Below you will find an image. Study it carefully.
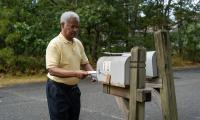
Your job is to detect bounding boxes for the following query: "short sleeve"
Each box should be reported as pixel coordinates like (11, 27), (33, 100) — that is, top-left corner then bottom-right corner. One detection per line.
(81, 48), (89, 65)
(45, 42), (60, 69)
(78, 41), (89, 65)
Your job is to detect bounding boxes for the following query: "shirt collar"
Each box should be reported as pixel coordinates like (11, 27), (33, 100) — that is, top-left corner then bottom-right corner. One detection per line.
(59, 33), (74, 44)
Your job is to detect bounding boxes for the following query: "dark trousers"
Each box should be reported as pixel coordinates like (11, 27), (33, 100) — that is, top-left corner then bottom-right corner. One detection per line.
(46, 79), (81, 120)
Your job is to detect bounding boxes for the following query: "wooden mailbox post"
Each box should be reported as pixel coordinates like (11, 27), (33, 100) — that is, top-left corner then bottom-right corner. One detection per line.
(154, 30), (178, 120)
(102, 30), (178, 120)
(129, 47), (150, 120)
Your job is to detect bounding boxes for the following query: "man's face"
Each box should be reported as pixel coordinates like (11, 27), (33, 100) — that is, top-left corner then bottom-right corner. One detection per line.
(61, 17), (79, 41)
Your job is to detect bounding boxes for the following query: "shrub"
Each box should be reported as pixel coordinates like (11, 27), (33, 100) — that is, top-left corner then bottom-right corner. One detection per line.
(0, 47), (15, 73)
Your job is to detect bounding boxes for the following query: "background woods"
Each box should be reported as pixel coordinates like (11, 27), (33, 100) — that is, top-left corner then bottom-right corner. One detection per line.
(0, 0), (199, 74)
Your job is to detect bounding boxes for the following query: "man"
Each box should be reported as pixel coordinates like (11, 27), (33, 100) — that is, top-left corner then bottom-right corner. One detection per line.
(45, 11), (95, 120)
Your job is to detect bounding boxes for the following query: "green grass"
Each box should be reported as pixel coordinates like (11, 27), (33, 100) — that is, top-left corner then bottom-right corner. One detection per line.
(0, 74), (47, 88)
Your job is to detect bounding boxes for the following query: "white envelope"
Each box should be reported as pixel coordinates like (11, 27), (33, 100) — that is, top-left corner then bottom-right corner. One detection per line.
(87, 71), (97, 74)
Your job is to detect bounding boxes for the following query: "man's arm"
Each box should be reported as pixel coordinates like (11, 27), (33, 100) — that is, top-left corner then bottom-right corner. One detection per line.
(48, 67), (88, 79)
(82, 63), (94, 71)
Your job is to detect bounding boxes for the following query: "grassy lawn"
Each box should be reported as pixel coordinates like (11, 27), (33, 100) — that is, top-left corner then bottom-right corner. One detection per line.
(0, 74), (47, 88)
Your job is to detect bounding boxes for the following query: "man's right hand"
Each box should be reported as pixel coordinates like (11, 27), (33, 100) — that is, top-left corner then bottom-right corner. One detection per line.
(75, 70), (88, 79)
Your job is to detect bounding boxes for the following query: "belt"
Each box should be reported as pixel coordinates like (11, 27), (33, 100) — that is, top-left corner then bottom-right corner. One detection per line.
(48, 78), (78, 90)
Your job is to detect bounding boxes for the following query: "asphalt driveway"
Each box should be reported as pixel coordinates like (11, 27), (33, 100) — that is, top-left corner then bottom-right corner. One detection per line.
(0, 68), (200, 120)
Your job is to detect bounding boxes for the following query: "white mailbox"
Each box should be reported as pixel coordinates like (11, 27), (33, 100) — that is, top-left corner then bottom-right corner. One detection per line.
(146, 51), (158, 77)
(96, 51), (158, 87)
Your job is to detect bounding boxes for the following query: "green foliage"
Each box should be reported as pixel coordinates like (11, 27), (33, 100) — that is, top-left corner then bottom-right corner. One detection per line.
(0, 19), (10, 37)
(0, 0), (199, 74)
(5, 32), (20, 47)
(171, 1), (200, 62)
(0, 48), (15, 72)
(14, 55), (45, 75)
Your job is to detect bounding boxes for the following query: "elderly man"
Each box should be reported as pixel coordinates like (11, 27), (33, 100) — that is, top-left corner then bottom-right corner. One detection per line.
(45, 11), (95, 120)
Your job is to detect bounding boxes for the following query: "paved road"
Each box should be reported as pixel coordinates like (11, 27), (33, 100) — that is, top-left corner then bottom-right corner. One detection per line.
(0, 68), (200, 120)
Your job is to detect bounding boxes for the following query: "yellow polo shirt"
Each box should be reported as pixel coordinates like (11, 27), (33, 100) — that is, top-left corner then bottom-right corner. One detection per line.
(46, 33), (89, 85)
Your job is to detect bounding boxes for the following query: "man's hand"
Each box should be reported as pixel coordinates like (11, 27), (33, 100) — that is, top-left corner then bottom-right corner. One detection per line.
(82, 63), (97, 82)
(87, 71), (97, 82)
(90, 77), (97, 82)
(75, 70), (88, 79)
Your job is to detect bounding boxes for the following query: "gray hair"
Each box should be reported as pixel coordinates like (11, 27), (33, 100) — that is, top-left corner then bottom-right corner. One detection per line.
(60, 11), (80, 24)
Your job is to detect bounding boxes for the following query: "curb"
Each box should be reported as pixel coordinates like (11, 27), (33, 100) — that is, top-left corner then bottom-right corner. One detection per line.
(173, 65), (200, 71)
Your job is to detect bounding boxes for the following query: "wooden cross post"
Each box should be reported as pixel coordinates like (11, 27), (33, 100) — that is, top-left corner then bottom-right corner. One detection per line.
(102, 46), (151, 120)
(154, 30), (178, 120)
(129, 47), (146, 120)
